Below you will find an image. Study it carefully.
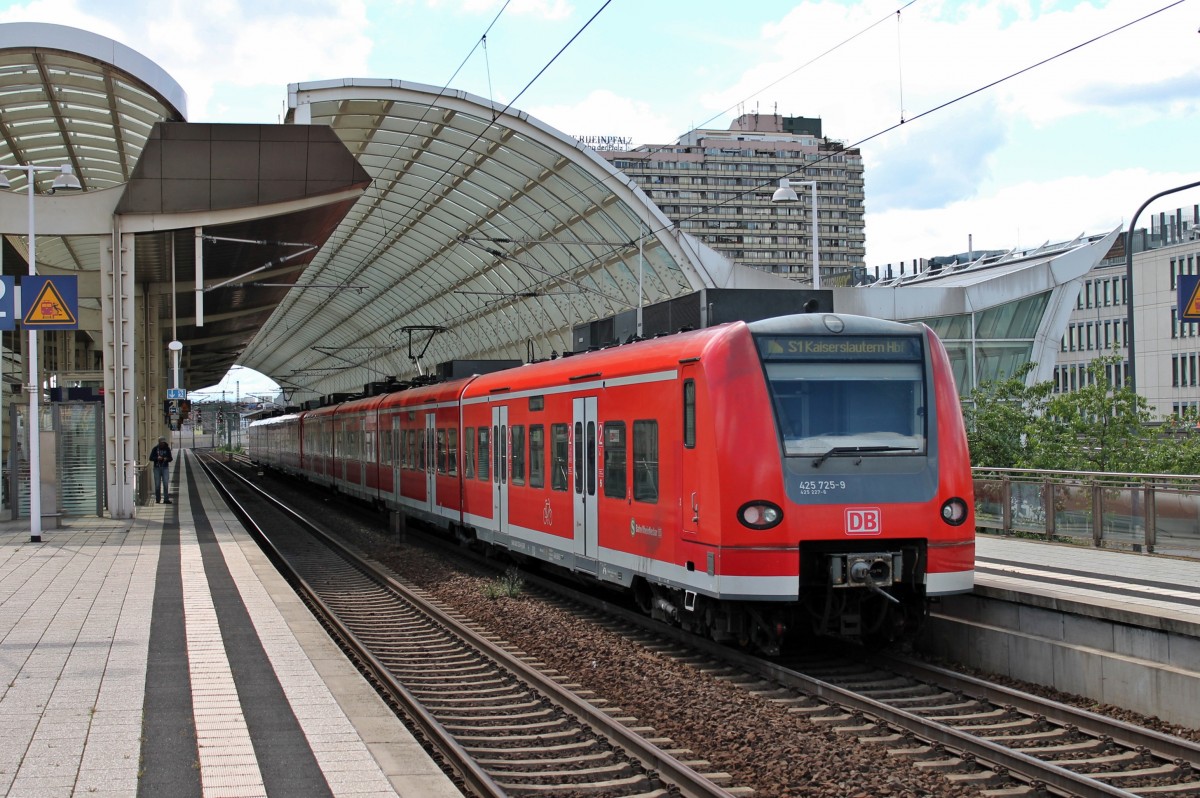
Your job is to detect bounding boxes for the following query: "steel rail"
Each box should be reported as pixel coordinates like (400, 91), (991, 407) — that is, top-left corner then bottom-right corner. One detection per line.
(204, 455), (737, 798)
(199, 456), (507, 798)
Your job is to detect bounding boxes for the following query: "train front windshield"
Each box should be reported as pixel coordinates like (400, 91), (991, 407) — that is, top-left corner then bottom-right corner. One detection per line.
(757, 334), (927, 458)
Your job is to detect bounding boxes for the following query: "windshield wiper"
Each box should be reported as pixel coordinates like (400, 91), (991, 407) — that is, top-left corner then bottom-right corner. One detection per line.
(811, 445), (918, 468)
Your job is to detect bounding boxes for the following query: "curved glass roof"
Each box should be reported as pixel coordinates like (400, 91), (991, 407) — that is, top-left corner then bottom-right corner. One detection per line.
(241, 80), (717, 397)
(0, 22), (186, 193)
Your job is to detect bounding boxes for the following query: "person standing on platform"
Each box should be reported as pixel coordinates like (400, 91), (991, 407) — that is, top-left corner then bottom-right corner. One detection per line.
(150, 436), (173, 504)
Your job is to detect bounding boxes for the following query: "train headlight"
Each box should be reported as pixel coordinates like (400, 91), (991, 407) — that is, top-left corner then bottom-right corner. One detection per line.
(940, 497), (969, 526)
(738, 501), (783, 530)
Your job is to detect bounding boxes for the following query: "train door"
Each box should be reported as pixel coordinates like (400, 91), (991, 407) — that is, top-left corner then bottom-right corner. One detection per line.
(423, 412), (436, 512)
(681, 370), (700, 536)
(572, 396), (599, 557)
(491, 405), (509, 533)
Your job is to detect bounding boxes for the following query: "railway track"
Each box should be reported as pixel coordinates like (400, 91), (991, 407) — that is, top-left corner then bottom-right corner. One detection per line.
(200, 454), (743, 798)
(484, 565), (1200, 797)
(221, 457), (1200, 797)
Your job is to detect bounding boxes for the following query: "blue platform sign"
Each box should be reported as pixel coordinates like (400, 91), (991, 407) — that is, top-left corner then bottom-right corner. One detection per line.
(21, 275), (78, 330)
(0, 276), (15, 331)
(167, 389), (187, 400)
(1179, 275), (1200, 324)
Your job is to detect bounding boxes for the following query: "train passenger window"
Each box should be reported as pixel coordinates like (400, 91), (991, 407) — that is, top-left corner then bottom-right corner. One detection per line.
(604, 422), (626, 499)
(633, 420), (658, 503)
(464, 428), (475, 478)
(419, 429), (426, 471)
(574, 422), (583, 493)
(448, 428), (458, 476)
(529, 395), (544, 411)
(511, 426), (526, 485)
(683, 380), (696, 448)
(529, 425), (545, 488)
(477, 427), (490, 481)
(551, 424), (568, 491)
(437, 429), (447, 474)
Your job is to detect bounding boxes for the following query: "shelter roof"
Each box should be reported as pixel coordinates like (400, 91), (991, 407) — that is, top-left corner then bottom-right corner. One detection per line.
(240, 79), (781, 398)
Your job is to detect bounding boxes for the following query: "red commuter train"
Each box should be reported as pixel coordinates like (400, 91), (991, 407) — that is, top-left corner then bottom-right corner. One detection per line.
(249, 313), (975, 653)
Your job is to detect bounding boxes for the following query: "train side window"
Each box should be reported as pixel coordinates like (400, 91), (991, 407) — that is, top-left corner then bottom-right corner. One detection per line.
(633, 420), (658, 503)
(529, 424), (545, 488)
(437, 429), (447, 474)
(574, 422), (584, 493)
(464, 427), (475, 478)
(603, 421), (626, 499)
(448, 428), (458, 476)
(551, 424), (568, 491)
(683, 379), (696, 448)
(477, 427), (490, 481)
(511, 425), (526, 485)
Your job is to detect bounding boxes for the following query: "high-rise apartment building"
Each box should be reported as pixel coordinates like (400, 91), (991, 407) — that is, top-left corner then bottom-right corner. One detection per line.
(595, 113), (865, 285)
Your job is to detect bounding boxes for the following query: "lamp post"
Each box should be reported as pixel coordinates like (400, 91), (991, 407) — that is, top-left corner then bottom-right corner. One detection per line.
(1123, 179), (1200, 395)
(770, 178), (820, 289)
(0, 164), (83, 542)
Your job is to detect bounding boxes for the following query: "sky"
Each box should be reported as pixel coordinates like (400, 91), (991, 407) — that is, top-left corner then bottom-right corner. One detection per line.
(3, 0), (1198, 396)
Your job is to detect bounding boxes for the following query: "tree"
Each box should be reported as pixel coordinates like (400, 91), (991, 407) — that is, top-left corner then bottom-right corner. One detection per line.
(1025, 353), (1152, 472)
(962, 362), (1051, 469)
(1143, 410), (1200, 476)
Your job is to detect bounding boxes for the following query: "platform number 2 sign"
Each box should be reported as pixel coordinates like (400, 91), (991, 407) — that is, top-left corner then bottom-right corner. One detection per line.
(0, 277), (14, 331)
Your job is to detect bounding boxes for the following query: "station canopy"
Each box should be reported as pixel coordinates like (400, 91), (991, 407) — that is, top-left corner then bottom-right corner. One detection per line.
(0, 24), (803, 398)
(242, 80), (774, 400)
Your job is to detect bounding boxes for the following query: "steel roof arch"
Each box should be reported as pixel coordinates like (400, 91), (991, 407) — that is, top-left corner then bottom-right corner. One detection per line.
(240, 78), (758, 396)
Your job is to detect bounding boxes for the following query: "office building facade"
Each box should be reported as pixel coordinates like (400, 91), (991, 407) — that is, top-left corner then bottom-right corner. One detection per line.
(1055, 206), (1200, 418)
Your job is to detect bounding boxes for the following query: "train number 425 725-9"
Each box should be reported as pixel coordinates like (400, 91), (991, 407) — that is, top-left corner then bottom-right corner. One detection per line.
(795, 480), (847, 494)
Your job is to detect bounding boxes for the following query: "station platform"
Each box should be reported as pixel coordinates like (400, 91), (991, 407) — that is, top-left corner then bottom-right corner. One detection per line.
(927, 534), (1200, 729)
(0, 449), (462, 798)
(974, 534), (1200, 633)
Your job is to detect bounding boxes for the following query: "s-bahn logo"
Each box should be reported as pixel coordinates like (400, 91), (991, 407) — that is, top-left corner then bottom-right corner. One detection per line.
(845, 508), (882, 535)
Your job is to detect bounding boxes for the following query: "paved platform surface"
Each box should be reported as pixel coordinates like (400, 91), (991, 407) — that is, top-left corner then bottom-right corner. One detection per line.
(0, 449), (463, 798)
(975, 533), (1200, 633)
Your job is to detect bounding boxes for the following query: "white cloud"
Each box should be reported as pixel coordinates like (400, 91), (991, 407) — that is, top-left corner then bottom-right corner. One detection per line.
(429, 0), (573, 20)
(0, 0), (373, 121)
(866, 169), (1200, 268)
(529, 89), (680, 147)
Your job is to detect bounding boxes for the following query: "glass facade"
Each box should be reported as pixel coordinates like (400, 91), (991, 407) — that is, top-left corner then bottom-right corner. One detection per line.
(912, 292), (1050, 395)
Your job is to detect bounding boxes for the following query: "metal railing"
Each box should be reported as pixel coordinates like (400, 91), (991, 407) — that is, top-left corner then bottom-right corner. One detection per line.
(973, 467), (1200, 557)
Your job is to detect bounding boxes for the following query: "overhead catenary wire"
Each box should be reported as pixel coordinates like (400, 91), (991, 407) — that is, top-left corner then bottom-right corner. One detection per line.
(263, 1), (616, 386)
(502, 0), (1191, 285)
(276, 0), (1186, 392)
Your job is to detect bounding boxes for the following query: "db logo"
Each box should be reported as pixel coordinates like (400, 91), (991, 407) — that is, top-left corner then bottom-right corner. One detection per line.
(845, 508), (882, 535)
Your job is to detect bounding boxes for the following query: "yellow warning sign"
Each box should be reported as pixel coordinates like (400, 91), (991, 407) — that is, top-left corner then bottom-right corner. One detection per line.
(23, 280), (77, 326)
(1187, 281), (1200, 318)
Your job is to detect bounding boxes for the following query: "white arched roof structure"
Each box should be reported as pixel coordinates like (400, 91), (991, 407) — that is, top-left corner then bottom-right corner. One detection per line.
(242, 79), (787, 397)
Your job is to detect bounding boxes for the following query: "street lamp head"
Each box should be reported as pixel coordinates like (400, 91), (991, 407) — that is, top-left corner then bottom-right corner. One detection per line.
(50, 164), (82, 192)
(771, 178), (799, 203)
